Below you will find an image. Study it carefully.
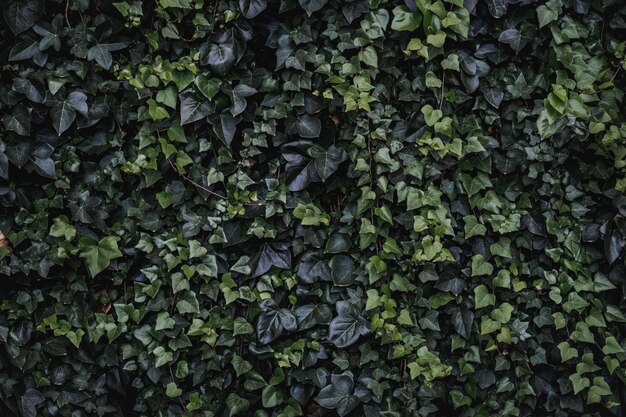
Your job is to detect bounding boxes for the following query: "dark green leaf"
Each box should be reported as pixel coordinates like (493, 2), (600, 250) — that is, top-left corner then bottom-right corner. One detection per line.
(50, 92), (88, 135)
(179, 90), (214, 125)
(239, 0), (267, 18)
(328, 302), (369, 348)
(250, 243), (292, 277)
(288, 114), (321, 138)
(298, 0), (329, 16)
(308, 144), (348, 181)
(486, 0), (507, 18)
(296, 251), (331, 284)
(2, 105), (31, 136)
(19, 388), (45, 417)
(225, 393), (249, 417)
(202, 43), (236, 77)
(87, 43), (126, 70)
(329, 254), (355, 286)
(314, 374), (359, 417)
(4, 0), (41, 35)
(257, 301), (297, 345)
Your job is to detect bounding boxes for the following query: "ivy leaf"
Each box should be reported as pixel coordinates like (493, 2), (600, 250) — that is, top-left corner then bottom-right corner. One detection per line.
(569, 373), (589, 395)
(330, 254), (355, 286)
(87, 43), (126, 70)
(314, 374), (359, 417)
(602, 336), (624, 355)
(486, 0), (507, 18)
(19, 388), (45, 417)
(295, 304), (332, 330)
(166, 382), (183, 398)
(605, 231), (624, 264)
(9, 39), (43, 63)
(13, 78), (45, 103)
(32, 15), (62, 51)
(5, 140), (33, 168)
(212, 112), (237, 147)
(308, 144), (348, 181)
(194, 75), (222, 100)
(328, 302), (370, 348)
(464, 215), (487, 238)
(283, 141), (321, 191)
(233, 317), (253, 336)
(325, 233), (352, 254)
(296, 251), (331, 284)
(342, 0), (369, 24)
(32, 154), (56, 179)
(239, 0), (267, 18)
(225, 393), (249, 417)
(558, 342), (578, 362)
(156, 85), (178, 109)
(452, 308), (474, 339)
(298, 0), (329, 16)
(50, 91), (88, 135)
(78, 236), (123, 278)
(474, 285), (495, 309)
(499, 28), (523, 52)
(2, 105), (31, 136)
(176, 290), (200, 314)
(202, 43), (236, 77)
(391, 6), (421, 31)
(160, 0), (192, 8)
(256, 301), (297, 345)
(262, 385), (285, 408)
(422, 104), (442, 126)
(482, 86), (503, 109)
(0, 153), (7, 180)
(250, 243), (292, 277)
(229, 84), (256, 116)
(587, 377), (613, 404)
(179, 90), (214, 125)
(537, 4), (558, 28)
(4, 0), (41, 35)
(288, 114), (321, 138)
(490, 238), (512, 258)
(435, 278), (467, 296)
(231, 355), (253, 376)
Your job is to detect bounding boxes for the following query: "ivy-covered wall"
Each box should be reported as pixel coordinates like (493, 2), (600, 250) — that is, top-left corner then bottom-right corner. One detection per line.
(1, 0), (626, 416)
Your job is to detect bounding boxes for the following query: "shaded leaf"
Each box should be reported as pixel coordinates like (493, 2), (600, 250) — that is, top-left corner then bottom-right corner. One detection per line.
(330, 254), (355, 286)
(179, 90), (214, 125)
(250, 243), (292, 277)
(308, 144), (348, 181)
(257, 301), (297, 344)
(4, 0), (41, 35)
(239, 0), (267, 18)
(298, 0), (329, 16)
(328, 302), (369, 348)
(19, 388), (45, 417)
(315, 374), (359, 417)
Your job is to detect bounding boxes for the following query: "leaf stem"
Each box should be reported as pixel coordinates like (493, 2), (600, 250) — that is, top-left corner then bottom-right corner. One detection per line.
(167, 157), (228, 200)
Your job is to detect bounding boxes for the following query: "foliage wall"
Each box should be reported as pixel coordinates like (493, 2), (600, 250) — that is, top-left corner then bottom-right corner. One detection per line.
(1, 0), (626, 416)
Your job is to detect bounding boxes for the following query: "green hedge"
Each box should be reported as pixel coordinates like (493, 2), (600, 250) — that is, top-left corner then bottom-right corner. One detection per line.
(1, 0), (626, 416)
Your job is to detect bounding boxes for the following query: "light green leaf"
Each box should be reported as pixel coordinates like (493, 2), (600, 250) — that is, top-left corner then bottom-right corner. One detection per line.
(471, 255), (494, 277)
(474, 285), (495, 309)
(79, 236), (123, 277)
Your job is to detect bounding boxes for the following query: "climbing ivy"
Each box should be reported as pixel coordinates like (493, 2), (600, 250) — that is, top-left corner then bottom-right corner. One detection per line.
(1, 0), (626, 417)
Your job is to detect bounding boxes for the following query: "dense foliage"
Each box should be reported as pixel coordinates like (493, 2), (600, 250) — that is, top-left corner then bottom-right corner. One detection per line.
(1, 0), (626, 416)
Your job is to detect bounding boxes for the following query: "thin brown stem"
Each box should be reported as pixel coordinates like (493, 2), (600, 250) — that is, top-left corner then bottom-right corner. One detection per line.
(167, 158), (227, 199)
